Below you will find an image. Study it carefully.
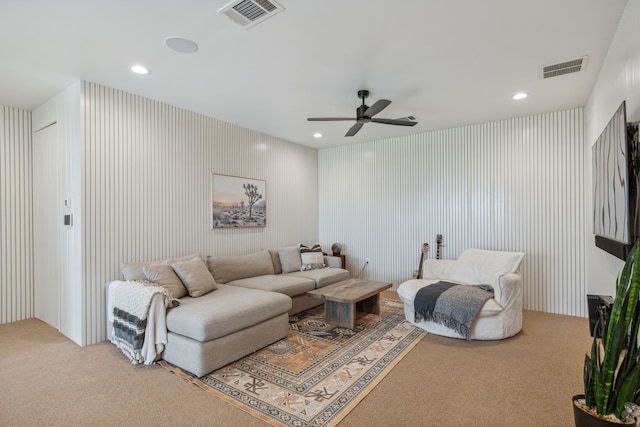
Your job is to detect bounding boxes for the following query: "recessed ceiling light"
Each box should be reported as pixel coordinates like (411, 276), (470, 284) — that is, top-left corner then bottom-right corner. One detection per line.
(313, 132), (323, 138)
(165, 37), (199, 53)
(512, 92), (528, 100)
(130, 64), (150, 75)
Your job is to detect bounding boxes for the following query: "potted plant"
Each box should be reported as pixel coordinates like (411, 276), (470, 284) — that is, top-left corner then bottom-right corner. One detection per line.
(573, 243), (640, 425)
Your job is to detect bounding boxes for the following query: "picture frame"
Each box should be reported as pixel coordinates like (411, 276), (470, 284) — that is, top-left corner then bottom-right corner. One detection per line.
(212, 173), (266, 228)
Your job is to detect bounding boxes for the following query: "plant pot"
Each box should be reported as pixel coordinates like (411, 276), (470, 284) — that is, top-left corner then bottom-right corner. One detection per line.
(573, 395), (630, 426)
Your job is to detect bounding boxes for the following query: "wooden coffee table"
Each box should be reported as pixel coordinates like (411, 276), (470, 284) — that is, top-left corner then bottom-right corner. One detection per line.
(307, 278), (392, 329)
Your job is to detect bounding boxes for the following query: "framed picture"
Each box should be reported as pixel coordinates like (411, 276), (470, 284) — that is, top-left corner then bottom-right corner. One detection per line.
(212, 174), (266, 228)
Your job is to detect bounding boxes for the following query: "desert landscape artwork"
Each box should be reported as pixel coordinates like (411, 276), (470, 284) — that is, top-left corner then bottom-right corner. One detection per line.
(212, 174), (266, 228)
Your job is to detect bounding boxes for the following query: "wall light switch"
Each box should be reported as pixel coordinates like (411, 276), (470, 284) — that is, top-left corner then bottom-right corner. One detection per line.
(63, 214), (72, 226)
(64, 199), (72, 209)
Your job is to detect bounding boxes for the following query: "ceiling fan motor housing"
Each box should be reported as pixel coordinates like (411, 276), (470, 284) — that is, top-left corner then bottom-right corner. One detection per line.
(357, 105), (371, 122)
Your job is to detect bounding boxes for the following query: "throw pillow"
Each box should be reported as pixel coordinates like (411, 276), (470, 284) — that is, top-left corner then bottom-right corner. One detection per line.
(121, 262), (150, 281)
(121, 253), (200, 281)
(299, 243), (326, 271)
(278, 246), (302, 273)
(172, 257), (218, 297)
(143, 263), (188, 299)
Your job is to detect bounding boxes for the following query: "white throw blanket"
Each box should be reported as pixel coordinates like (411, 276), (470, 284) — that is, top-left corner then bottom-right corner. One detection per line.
(108, 280), (176, 365)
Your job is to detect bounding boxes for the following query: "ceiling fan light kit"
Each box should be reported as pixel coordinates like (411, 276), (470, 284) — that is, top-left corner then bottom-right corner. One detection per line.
(307, 90), (418, 137)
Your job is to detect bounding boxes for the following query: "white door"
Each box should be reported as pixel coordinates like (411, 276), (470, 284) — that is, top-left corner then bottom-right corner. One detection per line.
(33, 123), (61, 329)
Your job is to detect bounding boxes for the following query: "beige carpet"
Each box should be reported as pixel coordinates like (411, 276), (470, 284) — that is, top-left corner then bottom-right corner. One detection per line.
(0, 292), (591, 426)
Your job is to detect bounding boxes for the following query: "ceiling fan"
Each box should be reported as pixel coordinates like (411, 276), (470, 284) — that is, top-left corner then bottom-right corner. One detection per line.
(307, 90), (418, 137)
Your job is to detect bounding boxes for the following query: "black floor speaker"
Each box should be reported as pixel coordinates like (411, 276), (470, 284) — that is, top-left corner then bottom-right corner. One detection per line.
(587, 294), (613, 337)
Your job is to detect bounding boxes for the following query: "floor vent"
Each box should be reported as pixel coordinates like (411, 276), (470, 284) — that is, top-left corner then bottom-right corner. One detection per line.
(540, 56), (588, 79)
(218, 0), (284, 29)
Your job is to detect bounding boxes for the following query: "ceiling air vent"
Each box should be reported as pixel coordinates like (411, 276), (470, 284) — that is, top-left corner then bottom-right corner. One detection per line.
(540, 56), (588, 79)
(218, 0), (284, 29)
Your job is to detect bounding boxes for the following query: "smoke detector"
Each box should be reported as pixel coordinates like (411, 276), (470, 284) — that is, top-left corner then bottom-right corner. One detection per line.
(540, 56), (588, 79)
(218, 0), (284, 29)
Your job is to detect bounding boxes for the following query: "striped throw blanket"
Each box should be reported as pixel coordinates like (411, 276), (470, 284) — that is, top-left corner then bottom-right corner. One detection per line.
(110, 280), (176, 364)
(414, 281), (494, 340)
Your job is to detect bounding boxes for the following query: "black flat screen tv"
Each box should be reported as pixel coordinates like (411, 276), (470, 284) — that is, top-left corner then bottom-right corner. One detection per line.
(592, 101), (636, 260)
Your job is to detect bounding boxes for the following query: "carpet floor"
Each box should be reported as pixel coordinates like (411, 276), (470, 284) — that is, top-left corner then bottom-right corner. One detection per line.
(0, 291), (591, 426)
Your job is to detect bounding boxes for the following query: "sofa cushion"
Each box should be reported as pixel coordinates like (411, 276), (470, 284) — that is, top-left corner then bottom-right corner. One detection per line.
(207, 250), (275, 284)
(172, 257), (218, 297)
(286, 268), (350, 288)
(166, 285), (291, 342)
(227, 274), (315, 297)
(278, 246), (302, 273)
(299, 243), (326, 271)
(121, 253), (200, 281)
(143, 262), (188, 299)
(268, 248), (283, 275)
(450, 249), (524, 285)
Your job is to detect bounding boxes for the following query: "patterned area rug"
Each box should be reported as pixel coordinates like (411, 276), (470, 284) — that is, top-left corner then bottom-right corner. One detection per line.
(160, 299), (425, 427)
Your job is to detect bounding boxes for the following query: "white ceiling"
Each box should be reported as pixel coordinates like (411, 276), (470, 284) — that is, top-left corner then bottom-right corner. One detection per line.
(0, 0), (629, 148)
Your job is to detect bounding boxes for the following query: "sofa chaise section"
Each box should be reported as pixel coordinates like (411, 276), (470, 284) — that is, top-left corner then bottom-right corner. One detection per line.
(162, 284), (291, 377)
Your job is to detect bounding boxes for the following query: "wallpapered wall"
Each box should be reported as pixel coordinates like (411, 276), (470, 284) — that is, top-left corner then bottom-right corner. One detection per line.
(319, 108), (587, 316)
(0, 87), (593, 339)
(0, 106), (32, 325)
(585, 0), (640, 297)
(78, 82), (319, 343)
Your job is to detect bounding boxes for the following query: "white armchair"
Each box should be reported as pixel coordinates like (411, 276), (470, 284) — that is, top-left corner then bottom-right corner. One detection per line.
(397, 248), (524, 340)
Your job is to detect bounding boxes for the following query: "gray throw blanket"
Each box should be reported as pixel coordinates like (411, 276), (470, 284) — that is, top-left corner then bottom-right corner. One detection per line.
(414, 281), (494, 340)
(113, 307), (147, 356)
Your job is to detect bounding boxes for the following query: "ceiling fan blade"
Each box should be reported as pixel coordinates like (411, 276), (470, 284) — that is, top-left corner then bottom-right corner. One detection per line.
(345, 122), (364, 137)
(371, 118), (418, 126)
(307, 117), (355, 121)
(364, 99), (391, 117)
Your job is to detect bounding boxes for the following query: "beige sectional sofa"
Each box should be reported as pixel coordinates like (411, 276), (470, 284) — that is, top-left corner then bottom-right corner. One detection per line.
(108, 246), (349, 377)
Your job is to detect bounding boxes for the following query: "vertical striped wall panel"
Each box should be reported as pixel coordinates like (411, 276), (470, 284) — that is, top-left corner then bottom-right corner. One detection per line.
(584, 0), (640, 298)
(0, 106), (32, 324)
(319, 109), (586, 317)
(80, 82), (319, 344)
